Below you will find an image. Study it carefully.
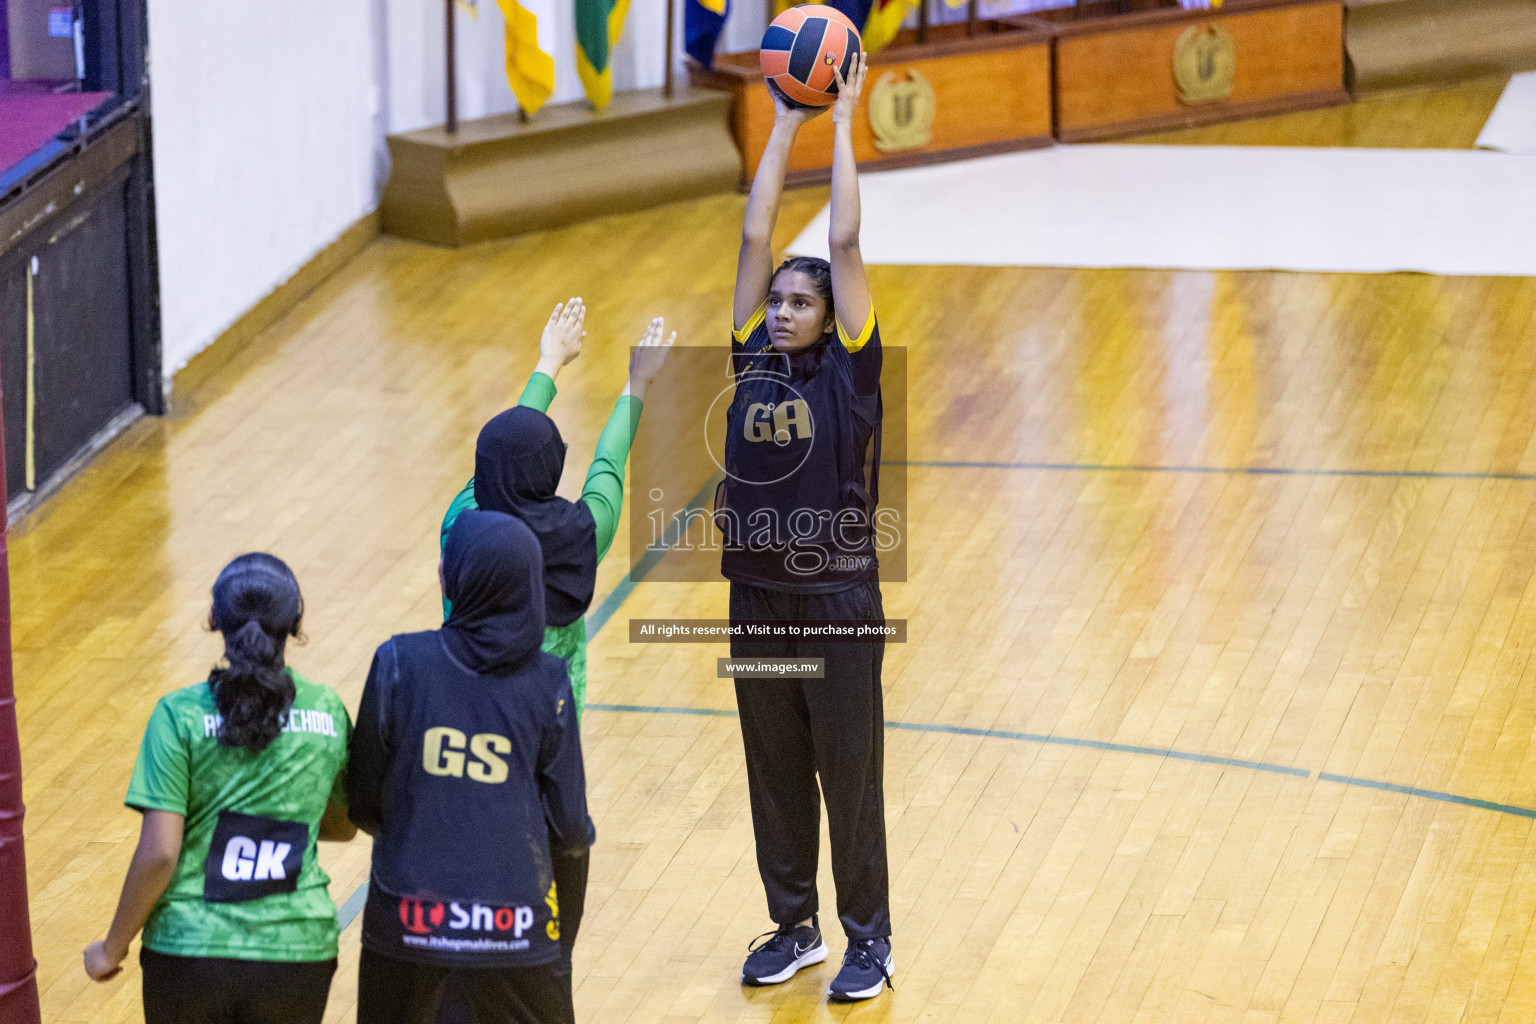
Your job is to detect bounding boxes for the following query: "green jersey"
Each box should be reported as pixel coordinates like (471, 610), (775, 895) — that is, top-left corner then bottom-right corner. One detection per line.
(125, 673), (351, 962)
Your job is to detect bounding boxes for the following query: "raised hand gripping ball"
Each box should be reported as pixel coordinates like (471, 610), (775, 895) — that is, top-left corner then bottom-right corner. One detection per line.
(760, 5), (862, 108)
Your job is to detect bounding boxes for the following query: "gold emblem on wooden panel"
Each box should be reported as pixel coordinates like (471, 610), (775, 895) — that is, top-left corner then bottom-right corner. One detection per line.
(1173, 24), (1236, 105)
(869, 69), (936, 153)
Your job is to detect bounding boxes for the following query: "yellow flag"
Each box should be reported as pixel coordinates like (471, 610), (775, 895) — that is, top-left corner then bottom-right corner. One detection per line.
(496, 0), (557, 114)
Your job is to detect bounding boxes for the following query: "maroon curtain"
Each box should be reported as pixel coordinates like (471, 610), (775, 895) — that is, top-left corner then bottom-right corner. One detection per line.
(0, 388), (40, 1022)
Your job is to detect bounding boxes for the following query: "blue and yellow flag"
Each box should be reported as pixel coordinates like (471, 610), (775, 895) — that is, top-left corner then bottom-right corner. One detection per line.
(822, 0), (915, 53)
(576, 0), (633, 108)
(685, 0), (731, 69)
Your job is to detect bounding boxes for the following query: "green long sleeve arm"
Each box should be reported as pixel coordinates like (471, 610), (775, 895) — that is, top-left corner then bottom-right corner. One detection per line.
(583, 395), (642, 564)
(517, 371), (557, 413)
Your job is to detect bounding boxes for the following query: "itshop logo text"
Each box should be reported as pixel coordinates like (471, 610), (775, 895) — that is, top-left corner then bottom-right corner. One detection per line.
(399, 898), (536, 937)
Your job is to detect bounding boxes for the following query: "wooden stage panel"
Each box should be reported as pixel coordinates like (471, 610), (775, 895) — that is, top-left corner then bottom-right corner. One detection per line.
(704, 25), (1053, 185)
(13, 82), (1536, 1024)
(1047, 0), (1347, 141)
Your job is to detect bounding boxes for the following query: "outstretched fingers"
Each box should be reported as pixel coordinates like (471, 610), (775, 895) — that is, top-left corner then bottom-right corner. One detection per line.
(639, 316), (665, 347)
(831, 51), (868, 120)
(540, 297), (587, 370)
(836, 52), (867, 90)
(628, 317), (675, 391)
(562, 298), (586, 333)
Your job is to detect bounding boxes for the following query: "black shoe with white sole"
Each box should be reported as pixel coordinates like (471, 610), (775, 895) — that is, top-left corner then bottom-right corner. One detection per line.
(741, 916), (828, 986)
(827, 937), (894, 1002)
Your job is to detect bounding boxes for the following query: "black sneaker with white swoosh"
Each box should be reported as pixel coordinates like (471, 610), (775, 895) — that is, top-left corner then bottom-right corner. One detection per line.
(741, 915), (828, 986)
(828, 937), (894, 1001)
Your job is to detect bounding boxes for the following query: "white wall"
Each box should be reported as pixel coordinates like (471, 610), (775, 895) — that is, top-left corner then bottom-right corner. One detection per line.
(149, 0), (380, 378)
(149, 0), (761, 381)
(144, 0), (807, 380)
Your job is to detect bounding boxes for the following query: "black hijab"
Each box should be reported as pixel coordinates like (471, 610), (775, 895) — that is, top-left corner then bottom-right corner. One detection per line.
(474, 408), (598, 629)
(441, 510), (547, 674)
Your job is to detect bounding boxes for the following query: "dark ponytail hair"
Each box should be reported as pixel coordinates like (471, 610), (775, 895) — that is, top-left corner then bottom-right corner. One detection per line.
(206, 553), (304, 752)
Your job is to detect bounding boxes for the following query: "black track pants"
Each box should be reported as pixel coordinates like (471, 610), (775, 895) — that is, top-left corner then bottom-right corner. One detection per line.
(139, 948), (335, 1024)
(358, 948), (574, 1024)
(730, 580), (891, 941)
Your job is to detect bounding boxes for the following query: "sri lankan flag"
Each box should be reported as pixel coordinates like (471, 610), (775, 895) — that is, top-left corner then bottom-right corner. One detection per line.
(685, 0), (731, 69)
(495, 0), (557, 114)
(820, 0), (915, 53)
(576, 0), (633, 108)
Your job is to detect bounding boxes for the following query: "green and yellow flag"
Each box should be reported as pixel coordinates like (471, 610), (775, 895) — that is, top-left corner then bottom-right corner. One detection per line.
(575, 0), (633, 108)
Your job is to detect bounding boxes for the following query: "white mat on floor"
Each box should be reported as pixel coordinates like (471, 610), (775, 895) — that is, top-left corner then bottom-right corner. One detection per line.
(786, 145), (1536, 276)
(1477, 71), (1536, 154)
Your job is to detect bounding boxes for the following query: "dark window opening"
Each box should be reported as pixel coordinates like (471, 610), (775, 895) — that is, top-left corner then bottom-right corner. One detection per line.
(1, 0), (144, 199)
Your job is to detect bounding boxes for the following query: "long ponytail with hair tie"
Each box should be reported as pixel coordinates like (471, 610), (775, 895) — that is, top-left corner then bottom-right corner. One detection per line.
(207, 554), (304, 752)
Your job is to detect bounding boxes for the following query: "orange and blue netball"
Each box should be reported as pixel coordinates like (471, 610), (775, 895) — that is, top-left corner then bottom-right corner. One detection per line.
(760, 5), (862, 108)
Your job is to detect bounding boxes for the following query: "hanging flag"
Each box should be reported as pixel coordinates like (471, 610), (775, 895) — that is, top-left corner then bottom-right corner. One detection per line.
(575, 0), (633, 108)
(685, 0), (731, 69)
(821, 0), (915, 54)
(859, 0), (917, 51)
(496, 0), (558, 114)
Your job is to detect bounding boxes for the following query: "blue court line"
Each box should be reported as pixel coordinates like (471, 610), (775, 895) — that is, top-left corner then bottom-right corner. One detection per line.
(336, 459), (1534, 933)
(585, 707), (1536, 822)
(335, 706), (1536, 931)
(584, 471), (1536, 820)
(336, 878), (369, 929)
(884, 720), (1310, 776)
(580, 703), (1536, 819)
(896, 460), (1536, 482)
(584, 579), (638, 642)
(585, 473), (722, 641)
(588, 702), (738, 718)
(335, 678), (1536, 933)
(1316, 773), (1536, 819)
(586, 705), (1305, 777)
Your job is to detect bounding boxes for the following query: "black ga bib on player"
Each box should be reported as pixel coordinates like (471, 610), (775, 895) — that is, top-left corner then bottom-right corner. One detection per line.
(716, 320), (882, 589)
(203, 810), (308, 903)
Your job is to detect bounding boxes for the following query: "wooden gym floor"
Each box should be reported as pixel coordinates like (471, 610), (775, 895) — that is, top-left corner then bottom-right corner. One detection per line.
(18, 76), (1536, 1023)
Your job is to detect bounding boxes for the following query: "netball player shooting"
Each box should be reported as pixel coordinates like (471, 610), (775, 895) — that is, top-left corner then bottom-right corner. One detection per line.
(722, 52), (894, 1002)
(83, 555), (354, 1024)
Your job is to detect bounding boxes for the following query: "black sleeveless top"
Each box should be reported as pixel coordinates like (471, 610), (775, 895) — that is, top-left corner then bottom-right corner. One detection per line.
(349, 631), (592, 967)
(716, 305), (883, 593)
